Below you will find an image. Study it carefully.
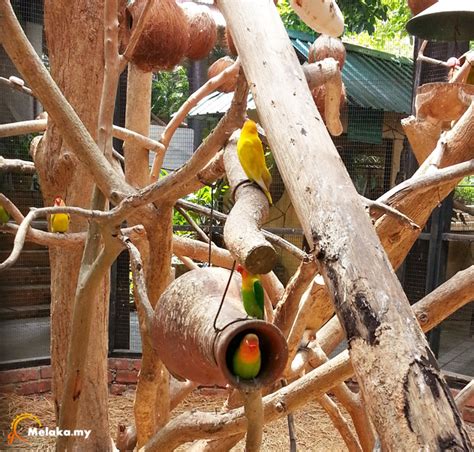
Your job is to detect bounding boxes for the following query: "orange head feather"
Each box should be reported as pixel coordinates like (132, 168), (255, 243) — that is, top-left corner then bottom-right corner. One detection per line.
(53, 196), (65, 207)
(240, 333), (260, 357)
(236, 264), (248, 277)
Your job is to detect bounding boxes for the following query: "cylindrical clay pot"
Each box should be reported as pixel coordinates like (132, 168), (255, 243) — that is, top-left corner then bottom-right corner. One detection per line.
(151, 267), (288, 391)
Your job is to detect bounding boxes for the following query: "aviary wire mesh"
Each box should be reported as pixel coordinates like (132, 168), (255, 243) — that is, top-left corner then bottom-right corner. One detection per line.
(0, 0), (49, 365)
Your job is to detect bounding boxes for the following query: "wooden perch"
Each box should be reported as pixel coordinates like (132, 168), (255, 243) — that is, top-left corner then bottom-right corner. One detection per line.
(273, 257), (318, 337)
(0, 116), (164, 155)
(242, 390), (264, 452)
(176, 198), (306, 260)
(0, 118), (47, 138)
(0, 156), (36, 173)
(223, 131), (277, 274)
(0, 75), (33, 95)
(218, 1), (471, 448)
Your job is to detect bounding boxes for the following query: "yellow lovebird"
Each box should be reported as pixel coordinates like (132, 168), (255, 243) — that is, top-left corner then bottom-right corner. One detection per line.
(50, 196), (70, 233)
(237, 119), (273, 205)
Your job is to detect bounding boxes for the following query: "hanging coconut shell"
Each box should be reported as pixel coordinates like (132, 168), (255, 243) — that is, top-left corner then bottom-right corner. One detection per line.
(308, 34), (346, 70)
(312, 83), (346, 123)
(180, 2), (217, 60)
(407, 0), (438, 16)
(207, 56), (238, 93)
(126, 0), (190, 72)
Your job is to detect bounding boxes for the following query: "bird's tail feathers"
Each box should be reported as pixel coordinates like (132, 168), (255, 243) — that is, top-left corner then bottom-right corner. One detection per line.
(254, 178), (273, 205)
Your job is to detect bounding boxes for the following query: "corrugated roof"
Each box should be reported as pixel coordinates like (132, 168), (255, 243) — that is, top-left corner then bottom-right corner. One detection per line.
(189, 30), (413, 117)
(288, 30), (413, 114)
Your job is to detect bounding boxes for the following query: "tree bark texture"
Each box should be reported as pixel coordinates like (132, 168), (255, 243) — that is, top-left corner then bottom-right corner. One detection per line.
(41, 2), (110, 449)
(217, 1), (471, 449)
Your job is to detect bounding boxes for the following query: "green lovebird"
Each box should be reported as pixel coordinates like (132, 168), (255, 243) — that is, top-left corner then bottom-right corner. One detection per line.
(0, 206), (10, 224)
(237, 264), (264, 320)
(232, 333), (262, 380)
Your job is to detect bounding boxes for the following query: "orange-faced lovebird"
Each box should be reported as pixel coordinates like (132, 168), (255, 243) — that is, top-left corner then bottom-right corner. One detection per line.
(237, 119), (273, 205)
(50, 196), (70, 233)
(237, 264), (264, 320)
(232, 333), (262, 379)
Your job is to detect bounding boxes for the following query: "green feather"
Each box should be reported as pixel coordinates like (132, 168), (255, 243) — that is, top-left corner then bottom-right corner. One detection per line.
(0, 206), (10, 224)
(253, 279), (264, 314)
(242, 284), (264, 320)
(232, 350), (261, 379)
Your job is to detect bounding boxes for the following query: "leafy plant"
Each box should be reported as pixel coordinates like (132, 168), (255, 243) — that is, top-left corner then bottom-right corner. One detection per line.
(278, 0), (413, 57)
(454, 177), (474, 205)
(278, 0), (390, 35)
(151, 66), (189, 123)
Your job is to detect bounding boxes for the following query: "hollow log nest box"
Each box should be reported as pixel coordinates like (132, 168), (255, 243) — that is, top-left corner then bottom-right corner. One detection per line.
(151, 267), (288, 391)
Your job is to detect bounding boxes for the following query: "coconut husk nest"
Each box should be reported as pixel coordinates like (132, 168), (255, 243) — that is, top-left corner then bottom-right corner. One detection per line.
(125, 0), (190, 72)
(180, 2), (217, 60)
(312, 83), (346, 123)
(207, 56), (238, 93)
(408, 0), (438, 16)
(309, 35), (346, 70)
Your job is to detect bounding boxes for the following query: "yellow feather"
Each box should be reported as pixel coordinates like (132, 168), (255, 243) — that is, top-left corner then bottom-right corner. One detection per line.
(237, 120), (273, 204)
(50, 213), (70, 233)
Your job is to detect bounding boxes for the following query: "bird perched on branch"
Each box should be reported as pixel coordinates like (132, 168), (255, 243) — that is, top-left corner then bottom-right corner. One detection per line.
(237, 119), (273, 205)
(232, 333), (262, 380)
(50, 196), (70, 233)
(237, 264), (264, 320)
(0, 206), (10, 224)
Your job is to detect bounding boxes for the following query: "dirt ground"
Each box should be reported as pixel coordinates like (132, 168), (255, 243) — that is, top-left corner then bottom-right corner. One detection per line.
(1, 389), (473, 450)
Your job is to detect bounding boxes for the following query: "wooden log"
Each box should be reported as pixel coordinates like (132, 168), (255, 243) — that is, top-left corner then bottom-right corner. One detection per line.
(0, 118), (47, 138)
(223, 131), (277, 274)
(217, 1), (471, 449)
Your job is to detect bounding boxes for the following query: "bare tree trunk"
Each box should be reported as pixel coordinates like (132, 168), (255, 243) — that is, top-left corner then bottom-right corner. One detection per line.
(217, 1), (471, 449)
(41, 1), (110, 449)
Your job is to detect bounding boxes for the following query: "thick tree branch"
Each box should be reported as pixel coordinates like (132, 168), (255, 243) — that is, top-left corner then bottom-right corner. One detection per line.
(273, 258), (318, 338)
(223, 130), (276, 274)
(0, 156), (36, 173)
(57, 227), (125, 449)
(123, 237), (155, 335)
(242, 390), (264, 452)
(0, 118), (47, 138)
